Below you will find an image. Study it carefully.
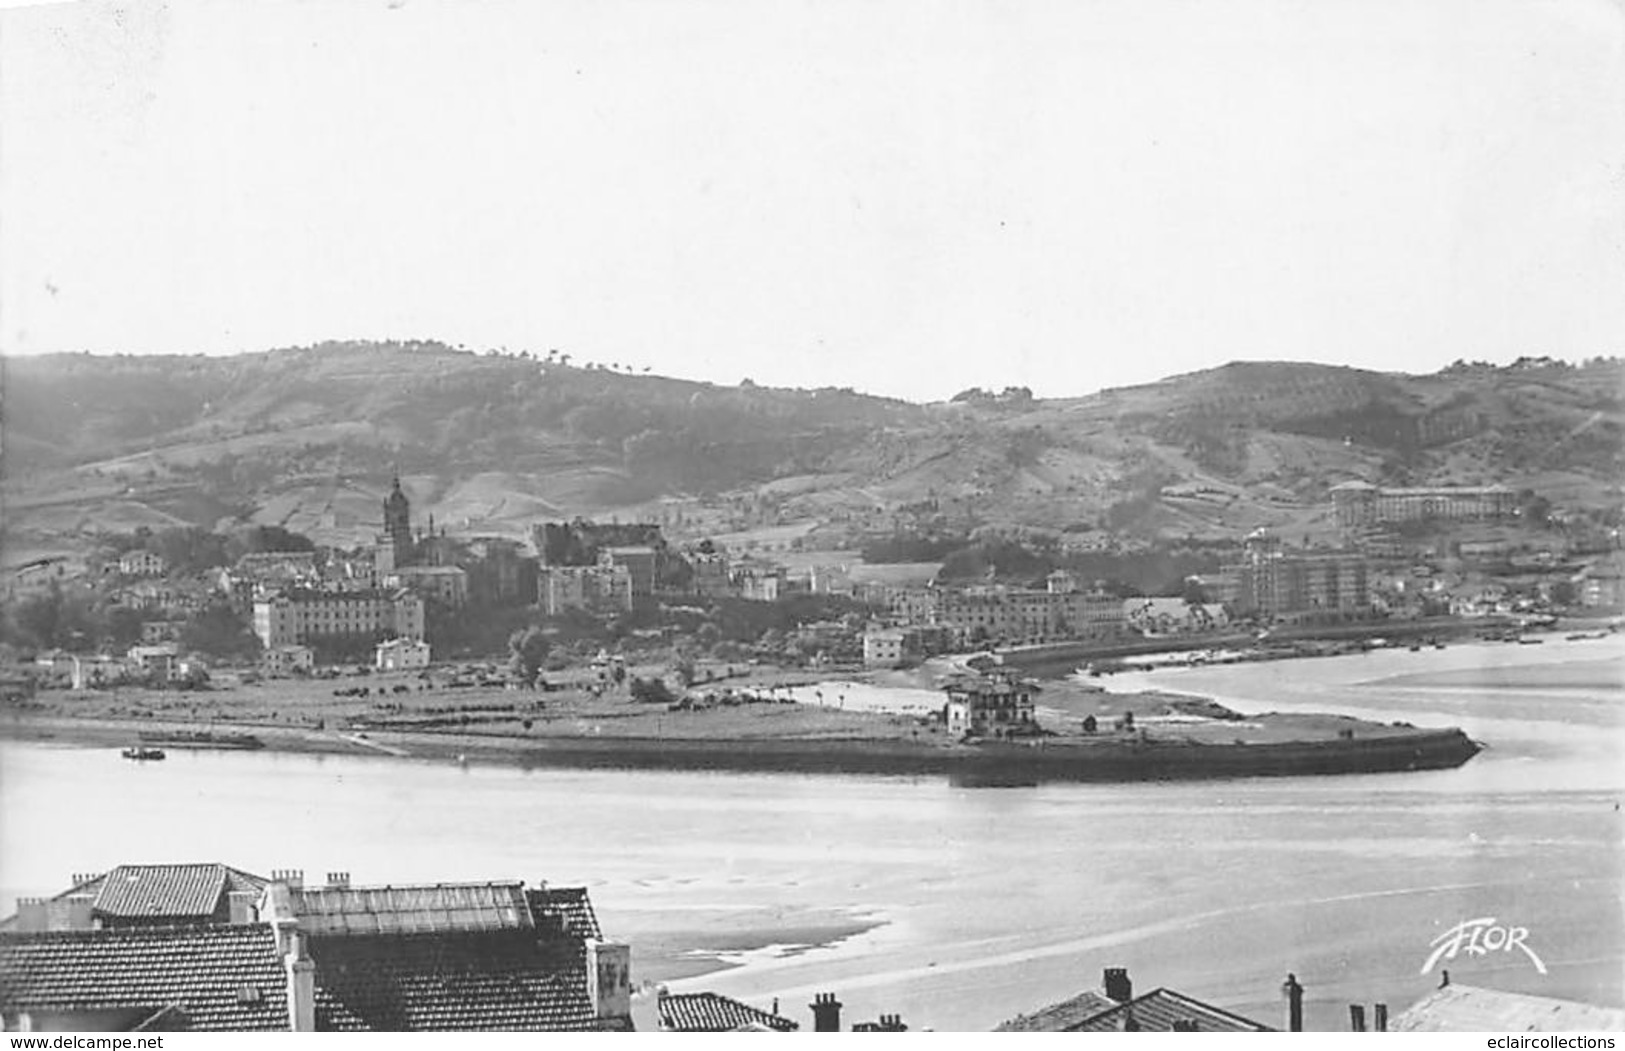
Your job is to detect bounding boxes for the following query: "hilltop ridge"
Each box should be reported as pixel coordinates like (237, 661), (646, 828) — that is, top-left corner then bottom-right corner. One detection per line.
(2, 345), (1620, 558)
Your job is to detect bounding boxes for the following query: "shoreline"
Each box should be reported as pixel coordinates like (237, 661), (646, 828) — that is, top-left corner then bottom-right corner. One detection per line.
(0, 708), (1481, 783)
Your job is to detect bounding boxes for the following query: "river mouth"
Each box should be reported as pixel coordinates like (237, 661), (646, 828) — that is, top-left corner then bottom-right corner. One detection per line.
(3, 637), (1620, 1031)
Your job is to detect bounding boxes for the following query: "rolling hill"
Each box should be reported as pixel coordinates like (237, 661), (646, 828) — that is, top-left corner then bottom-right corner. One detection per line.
(2, 343), (1620, 563)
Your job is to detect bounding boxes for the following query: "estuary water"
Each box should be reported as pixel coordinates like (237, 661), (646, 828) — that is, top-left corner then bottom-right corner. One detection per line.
(1, 637), (1620, 1031)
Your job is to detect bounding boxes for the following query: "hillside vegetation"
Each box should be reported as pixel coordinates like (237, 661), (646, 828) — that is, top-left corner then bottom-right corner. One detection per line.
(2, 344), (1620, 560)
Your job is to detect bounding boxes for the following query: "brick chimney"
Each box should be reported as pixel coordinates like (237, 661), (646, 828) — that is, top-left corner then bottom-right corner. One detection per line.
(810, 992), (843, 1032)
(1103, 967), (1133, 1004)
(585, 940), (631, 1022)
(1283, 974), (1304, 1033)
(283, 930), (316, 1032)
(270, 868), (304, 891)
(325, 872), (351, 890)
(227, 889), (259, 925)
(259, 881), (299, 955)
(15, 898), (46, 933)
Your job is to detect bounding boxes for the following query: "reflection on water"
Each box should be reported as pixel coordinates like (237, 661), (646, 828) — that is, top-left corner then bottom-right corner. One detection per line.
(1, 638), (1620, 1032)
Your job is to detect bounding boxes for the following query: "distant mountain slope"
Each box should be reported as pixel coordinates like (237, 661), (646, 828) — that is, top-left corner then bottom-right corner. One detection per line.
(2, 344), (1619, 553)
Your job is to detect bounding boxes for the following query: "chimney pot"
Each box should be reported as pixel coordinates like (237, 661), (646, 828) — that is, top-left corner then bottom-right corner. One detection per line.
(809, 993), (843, 1032)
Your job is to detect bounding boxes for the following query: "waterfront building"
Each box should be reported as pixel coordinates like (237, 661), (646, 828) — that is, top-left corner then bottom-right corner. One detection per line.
(996, 968), (1276, 1033)
(1224, 529), (1372, 623)
(251, 588), (425, 650)
(1330, 481), (1516, 528)
(943, 672), (1038, 737)
(0, 867), (633, 1032)
(1122, 597), (1229, 636)
(125, 643), (179, 682)
(374, 637), (431, 671)
(931, 585), (1127, 646)
(262, 644), (315, 677)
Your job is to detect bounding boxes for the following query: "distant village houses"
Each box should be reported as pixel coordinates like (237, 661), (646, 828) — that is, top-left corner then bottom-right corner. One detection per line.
(115, 550), (167, 578)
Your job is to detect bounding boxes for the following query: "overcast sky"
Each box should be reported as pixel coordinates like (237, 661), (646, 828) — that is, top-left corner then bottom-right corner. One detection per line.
(2, 0), (1622, 400)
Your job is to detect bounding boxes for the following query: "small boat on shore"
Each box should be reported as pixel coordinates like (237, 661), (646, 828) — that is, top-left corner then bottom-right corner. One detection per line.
(121, 746), (166, 761)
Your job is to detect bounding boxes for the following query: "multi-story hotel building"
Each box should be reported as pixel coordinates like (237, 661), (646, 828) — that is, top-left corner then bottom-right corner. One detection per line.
(1330, 481), (1516, 529)
(252, 588), (426, 650)
(1226, 530), (1371, 622)
(931, 585), (1127, 645)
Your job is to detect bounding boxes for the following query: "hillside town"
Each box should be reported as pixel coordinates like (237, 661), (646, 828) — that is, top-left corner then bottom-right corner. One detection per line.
(2, 472), (1618, 696)
(5, 0), (1621, 1033)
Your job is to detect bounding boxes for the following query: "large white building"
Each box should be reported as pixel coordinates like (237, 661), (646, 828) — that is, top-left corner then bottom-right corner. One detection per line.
(1330, 481), (1516, 528)
(375, 637), (432, 671)
(252, 589), (425, 650)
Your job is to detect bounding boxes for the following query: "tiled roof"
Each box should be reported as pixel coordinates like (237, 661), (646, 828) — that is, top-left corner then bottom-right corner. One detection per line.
(0, 924), (289, 1031)
(1394, 985), (1625, 1033)
(291, 882), (532, 937)
(659, 991), (799, 1032)
(91, 863), (266, 920)
(526, 887), (601, 941)
(994, 990), (1116, 1031)
(1066, 989), (1273, 1032)
(308, 931), (615, 1031)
